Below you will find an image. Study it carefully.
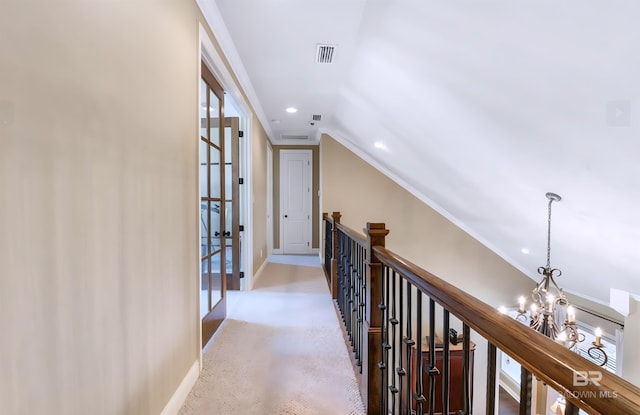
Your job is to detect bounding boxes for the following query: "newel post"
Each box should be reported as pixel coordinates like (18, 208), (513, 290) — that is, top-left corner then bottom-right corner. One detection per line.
(330, 211), (341, 299)
(362, 222), (389, 414)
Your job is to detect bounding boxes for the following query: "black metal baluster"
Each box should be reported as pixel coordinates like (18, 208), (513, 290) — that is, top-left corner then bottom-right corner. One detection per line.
(442, 310), (450, 415)
(337, 231), (343, 318)
(415, 290), (425, 415)
(353, 242), (359, 363)
(428, 299), (437, 415)
(359, 243), (366, 371)
(404, 281), (415, 414)
(462, 323), (471, 415)
(351, 239), (357, 353)
(565, 402), (579, 415)
(389, 270), (399, 414)
(380, 265), (391, 413)
(340, 232), (345, 321)
(486, 342), (497, 415)
(346, 237), (352, 343)
(354, 242), (361, 366)
(397, 274), (405, 413)
(519, 367), (532, 415)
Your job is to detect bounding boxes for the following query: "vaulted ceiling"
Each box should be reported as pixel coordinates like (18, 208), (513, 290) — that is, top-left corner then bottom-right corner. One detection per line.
(209, 0), (640, 307)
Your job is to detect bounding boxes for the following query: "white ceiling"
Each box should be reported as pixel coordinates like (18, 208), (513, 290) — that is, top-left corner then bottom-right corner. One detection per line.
(211, 0), (640, 306)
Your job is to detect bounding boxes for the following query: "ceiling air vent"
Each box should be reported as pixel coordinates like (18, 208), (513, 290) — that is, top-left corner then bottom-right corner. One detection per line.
(312, 114), (322, 121)
(315, 44), (336, 64)
(281, 134), (309, 140)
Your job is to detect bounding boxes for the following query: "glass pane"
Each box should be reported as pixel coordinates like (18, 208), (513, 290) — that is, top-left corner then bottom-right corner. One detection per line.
(224, 126), (233, 163)
(225, 201), (233, 274)
(200, 259), (210, 319)
(225, 164), (232, 201)
(200, 80), (207, 139)
(200, 202), (208, 257)
(199, 140), (208, 198)
(209, 89), (220, 147)
(210, 146), (221, 199)
(210, 202), (222, 253)
(210, 252), (223, 303)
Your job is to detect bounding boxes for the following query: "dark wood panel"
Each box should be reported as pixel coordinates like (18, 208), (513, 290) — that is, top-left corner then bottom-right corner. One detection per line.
(409, 340), (475, 415)
(202, 296), (226, 348)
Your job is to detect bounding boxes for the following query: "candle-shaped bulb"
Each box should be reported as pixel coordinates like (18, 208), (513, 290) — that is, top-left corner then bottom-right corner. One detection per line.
(546, 294), (555, 312)
(498, 306), (508, 315)
(531, 303), (538, 318)
(518, 296), (526, 312)
(567, 306), (576, 323)
(594, 327), (603, 347)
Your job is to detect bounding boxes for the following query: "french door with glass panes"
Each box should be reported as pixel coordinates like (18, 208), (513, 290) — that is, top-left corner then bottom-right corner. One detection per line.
(222, 116), (241, 291)
(200, 63), (226, 347)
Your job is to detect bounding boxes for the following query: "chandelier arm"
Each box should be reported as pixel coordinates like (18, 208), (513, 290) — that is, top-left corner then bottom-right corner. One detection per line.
(587, 346), (609, 368)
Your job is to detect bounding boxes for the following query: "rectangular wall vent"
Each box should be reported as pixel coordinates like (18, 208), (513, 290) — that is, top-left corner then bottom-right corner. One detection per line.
(281, 134), (309, 140)
(315, 44), (336, 64)
(312, 114), (322, 121)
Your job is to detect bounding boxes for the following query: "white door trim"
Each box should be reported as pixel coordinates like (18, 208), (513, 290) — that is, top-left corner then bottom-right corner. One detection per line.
(267, 146), (273, 257)
(279, 149), (312, 254)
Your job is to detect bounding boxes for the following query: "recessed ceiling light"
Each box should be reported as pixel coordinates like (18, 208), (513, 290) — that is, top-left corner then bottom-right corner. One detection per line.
(521, 248), (530, 254)
(374, 141), (388, 151)
(285, 107), (297, 114)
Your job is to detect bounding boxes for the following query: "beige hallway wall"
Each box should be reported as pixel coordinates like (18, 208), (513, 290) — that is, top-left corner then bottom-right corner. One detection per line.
(0, 0), (274, 413)
(320, 134), (532, 306)
(251, 122), (270, 274)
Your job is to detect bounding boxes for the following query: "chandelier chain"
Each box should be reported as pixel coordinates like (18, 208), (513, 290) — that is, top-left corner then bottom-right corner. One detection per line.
(547, 197), (552, 269)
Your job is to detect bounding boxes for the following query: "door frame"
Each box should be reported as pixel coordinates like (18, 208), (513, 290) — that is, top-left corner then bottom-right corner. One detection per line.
(267, 145), (273, 257)
(198, 23), (253, 352)
(200, 61), (227, 349)
(279, 149), (313, 255)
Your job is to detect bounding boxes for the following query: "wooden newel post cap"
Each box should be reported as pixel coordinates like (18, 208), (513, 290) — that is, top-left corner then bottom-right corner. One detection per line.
(365, 222), (389, 247)
(332, 211), (342, 223)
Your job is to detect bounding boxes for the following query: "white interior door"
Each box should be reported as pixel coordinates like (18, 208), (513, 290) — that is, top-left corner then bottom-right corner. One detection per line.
(280, 149), (312, 254)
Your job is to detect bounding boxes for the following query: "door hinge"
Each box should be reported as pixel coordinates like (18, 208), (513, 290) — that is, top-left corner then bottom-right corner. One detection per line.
(239, 225), (244, 231)
(307, 242), (310, 247)
(239, 178), (244, 184)
(240, 271), (245, 279)
(239, 130), (244, 137)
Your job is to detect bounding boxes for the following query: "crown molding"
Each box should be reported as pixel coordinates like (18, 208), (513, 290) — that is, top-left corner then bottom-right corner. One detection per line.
(196, 0), (275, 142)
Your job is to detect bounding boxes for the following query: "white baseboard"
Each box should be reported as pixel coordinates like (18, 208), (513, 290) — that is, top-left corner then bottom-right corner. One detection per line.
(160, 360), (199, 415)
(499, 369), (520, 402)
(271, 248), (319, 255)
(252, 258), (269, 288)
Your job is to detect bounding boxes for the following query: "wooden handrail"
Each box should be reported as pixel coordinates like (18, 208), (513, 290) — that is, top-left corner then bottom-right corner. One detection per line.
(372, 245), (640, 415)
(335, 222), (367, 246)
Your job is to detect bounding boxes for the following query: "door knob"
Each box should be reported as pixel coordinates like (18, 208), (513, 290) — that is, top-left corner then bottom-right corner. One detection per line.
(284, 215), (288, 218)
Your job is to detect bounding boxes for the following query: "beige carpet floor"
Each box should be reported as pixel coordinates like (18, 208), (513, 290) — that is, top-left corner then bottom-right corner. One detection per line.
(179, 255), (365, 415)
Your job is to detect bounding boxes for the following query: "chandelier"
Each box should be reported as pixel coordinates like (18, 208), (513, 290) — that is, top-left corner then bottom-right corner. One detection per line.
(503, 192), (609, 367)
